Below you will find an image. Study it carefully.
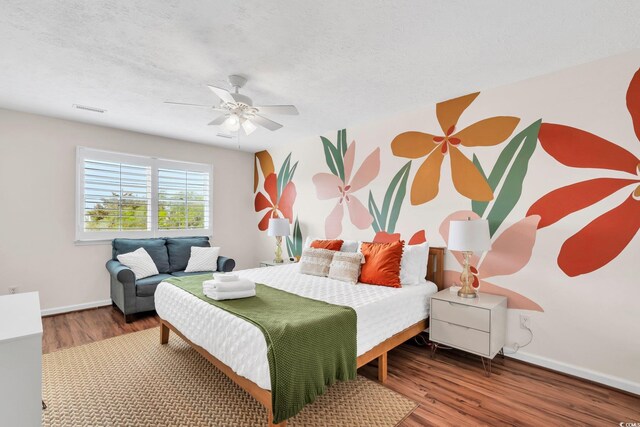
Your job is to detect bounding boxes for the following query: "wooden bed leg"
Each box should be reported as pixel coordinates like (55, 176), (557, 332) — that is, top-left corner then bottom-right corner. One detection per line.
(160, 322), (170, 344)
(267, 411), (287, 427)
(378, 351), (388, 384)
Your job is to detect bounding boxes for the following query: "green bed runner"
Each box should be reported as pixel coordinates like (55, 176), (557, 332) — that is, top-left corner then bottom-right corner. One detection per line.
(164, 274), (357, 423)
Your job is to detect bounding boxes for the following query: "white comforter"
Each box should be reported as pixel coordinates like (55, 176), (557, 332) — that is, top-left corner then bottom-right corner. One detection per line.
(155, 264), (437, 390)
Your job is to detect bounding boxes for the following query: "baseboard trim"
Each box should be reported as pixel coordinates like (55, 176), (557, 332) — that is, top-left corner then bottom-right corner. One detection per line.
(41, 299), (112, 317)
(504, 347), (639, 396)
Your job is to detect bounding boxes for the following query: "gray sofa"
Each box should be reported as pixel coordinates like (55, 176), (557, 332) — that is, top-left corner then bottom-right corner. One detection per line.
(106, 236), (235, 322)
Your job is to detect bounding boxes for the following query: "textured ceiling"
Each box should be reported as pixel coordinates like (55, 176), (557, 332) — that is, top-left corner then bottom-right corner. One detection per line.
(1, 1), (640, 152)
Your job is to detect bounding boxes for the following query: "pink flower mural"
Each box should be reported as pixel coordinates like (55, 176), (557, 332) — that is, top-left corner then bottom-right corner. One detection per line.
(313, 138), (380, 238)
(439, 210), (543, 311)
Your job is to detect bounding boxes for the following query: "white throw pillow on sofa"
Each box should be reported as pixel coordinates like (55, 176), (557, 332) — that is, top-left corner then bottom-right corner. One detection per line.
(185, 246), (221, 272)
(117, 248), (159, 280)
(400, 242), (429, 285)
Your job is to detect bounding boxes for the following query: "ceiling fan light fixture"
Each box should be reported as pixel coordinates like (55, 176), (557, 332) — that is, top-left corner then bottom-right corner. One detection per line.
(166, 75), (295, 136)
(242, 119), (257, 135)
(223, 114), (240, 131)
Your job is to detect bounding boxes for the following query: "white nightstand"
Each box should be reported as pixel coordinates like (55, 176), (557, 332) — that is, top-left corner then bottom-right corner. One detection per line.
(429, 289), (506, 376)
(259, 260), (296, 267)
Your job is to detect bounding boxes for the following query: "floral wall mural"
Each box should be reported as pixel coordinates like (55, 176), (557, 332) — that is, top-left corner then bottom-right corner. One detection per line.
(312, 130), (381, 238)
(254, 151), (298, 231)
(254, 52), (640, 392)
(528, 69), (640, 277)
(439, 211), (543, 312)
(391, 92), (520, 204)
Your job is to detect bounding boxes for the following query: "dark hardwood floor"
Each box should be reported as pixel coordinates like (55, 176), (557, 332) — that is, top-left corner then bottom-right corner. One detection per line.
(42, 305), (160, 353)
(43, 306), (640, 426)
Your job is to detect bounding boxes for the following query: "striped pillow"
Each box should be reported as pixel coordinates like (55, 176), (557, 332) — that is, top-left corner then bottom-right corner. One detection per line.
(298, 248), (335, 277)
(328, 252), (363, 284)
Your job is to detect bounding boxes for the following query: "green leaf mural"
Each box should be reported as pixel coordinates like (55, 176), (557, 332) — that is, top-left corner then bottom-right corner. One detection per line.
(320, 130), (346, 182)
(472, 120), (542, 236)
(337, 129), (347, 157)
(368, 193), (383, 233)
(285, 217), (303, 258)
(276, 153), (298, 203)
(368, 161), (411, 234)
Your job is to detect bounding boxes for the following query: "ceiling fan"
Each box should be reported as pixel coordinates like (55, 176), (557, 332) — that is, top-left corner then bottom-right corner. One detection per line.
(165, 75), (298, 135)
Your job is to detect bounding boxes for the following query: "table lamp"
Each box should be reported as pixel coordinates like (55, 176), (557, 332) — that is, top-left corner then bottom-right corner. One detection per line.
(267, 218), (290, 263)
(448, 218), (491, 298)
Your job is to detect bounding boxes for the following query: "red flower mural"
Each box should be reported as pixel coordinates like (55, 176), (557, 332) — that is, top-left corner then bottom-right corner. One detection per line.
(528, 68), (640, 277)
(373, 230), (427, 245)
(254, 173), (297, 231)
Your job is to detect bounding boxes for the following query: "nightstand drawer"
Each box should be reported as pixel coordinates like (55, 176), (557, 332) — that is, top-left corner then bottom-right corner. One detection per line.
(431, 299), (490, 332)
(430, 319), (490, 356)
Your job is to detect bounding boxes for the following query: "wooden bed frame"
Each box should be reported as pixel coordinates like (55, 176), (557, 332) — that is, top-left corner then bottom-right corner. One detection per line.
(160, 246), (445, 427)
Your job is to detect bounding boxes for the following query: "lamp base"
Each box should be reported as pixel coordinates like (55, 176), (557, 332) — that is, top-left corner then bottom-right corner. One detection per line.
(273, 236), (283, 264)
(457, 288), (478, 298)
(458, 251), (478, 298)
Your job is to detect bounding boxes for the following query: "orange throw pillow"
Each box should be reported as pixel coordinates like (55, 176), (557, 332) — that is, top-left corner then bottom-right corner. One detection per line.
(359, 241), (404, 288)
(310, 239), (344, 251)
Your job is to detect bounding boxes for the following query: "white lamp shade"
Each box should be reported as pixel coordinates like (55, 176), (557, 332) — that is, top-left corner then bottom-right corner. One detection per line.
(242, 119), (257, 135)
(448, 219), (491, 252)
(267, 218), (290, 237)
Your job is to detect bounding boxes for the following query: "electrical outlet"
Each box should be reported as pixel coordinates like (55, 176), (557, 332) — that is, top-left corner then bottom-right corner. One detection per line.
(8, 286), (18, 294)
(519, 314), (531, 329)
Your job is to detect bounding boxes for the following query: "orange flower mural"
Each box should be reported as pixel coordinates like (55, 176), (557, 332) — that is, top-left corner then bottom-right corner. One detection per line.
(391, 92), (520, 205)
(527, 68), (640, 277)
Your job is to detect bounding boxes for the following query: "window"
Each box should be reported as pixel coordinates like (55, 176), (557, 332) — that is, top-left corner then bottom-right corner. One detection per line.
(76, 147), (212, 241)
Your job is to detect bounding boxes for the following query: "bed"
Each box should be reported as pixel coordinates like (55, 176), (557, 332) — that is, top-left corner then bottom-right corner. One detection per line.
(156, 247), (444, 426)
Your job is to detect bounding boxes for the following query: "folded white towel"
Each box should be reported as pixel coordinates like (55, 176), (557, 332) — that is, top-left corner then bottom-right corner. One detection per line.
(203, 278), (256, 293)
(204, 289), (256, 301)
(212, 273), (239, 282)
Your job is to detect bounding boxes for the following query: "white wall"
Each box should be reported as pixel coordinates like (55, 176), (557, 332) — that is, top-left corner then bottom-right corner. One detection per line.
(0, 109), (256, 312)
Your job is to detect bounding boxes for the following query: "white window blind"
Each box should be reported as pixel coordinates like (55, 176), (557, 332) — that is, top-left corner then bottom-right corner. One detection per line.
(158, 168), (210, 230)
(76, 147), (213, 242)
(82, 160), (151, 232)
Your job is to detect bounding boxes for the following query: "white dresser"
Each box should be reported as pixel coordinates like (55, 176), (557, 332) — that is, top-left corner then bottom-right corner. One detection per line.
(0, 292), (43, 426)
(429, 289), (506, 375)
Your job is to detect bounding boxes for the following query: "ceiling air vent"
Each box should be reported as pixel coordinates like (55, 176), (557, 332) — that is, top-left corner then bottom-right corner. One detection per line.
(72, 104), (106, 113)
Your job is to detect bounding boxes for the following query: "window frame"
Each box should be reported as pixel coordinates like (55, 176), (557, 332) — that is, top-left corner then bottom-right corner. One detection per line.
(75, 147), (213, 242)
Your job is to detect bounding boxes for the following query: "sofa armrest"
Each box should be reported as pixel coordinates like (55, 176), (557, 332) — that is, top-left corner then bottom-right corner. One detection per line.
(217, 256), (236, 272)
(106, 260), (136, 284)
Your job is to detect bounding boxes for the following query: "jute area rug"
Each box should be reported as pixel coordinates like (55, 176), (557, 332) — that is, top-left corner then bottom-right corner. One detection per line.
(42, 327), (417, 426)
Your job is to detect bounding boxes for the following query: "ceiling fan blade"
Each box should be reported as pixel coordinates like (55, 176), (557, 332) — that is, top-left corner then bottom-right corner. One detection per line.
(208, 85), (235, 105)
(164, 101), (212, 108)
(255, 105), (299, 115)
(241, 119), (257, 135)
(208, 115), (227, 126)
(252, 114), (283, 131)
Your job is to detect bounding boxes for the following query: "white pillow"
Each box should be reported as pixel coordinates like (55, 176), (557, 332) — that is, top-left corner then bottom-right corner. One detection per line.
(400, 242), (429, 285)
(117, 248), (159, 280)
(340, 240), (359, 253)
(419, 242), (430, 284)
(185, 246), (221, 272)
(304, 236), (359, 253)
